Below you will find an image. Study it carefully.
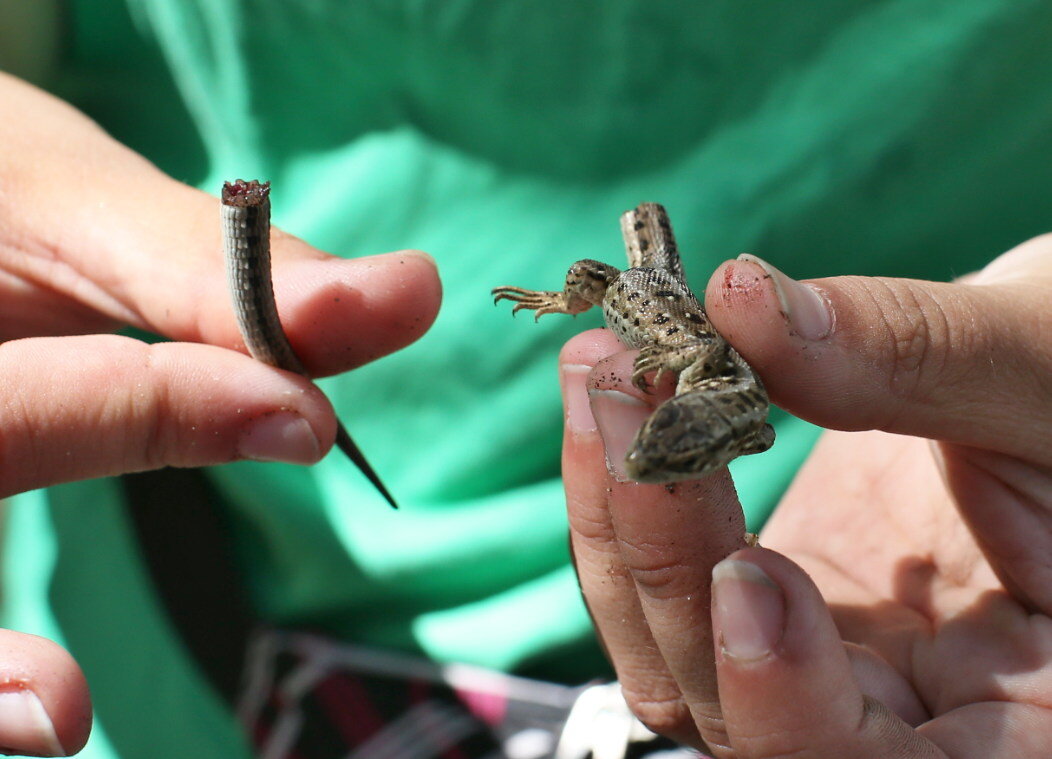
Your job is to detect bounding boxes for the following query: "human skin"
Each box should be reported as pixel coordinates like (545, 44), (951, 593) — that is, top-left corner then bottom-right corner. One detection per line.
(560, 238), (1052, 757)
(0, 71), (442, 755)
(3, 54), (1050, 759)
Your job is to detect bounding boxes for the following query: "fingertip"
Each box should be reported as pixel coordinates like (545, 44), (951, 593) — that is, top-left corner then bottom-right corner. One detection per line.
(711, 554), (787, 663)
(0, 335), (341, 495)
(201, 245), (442, 377)
(588, 388), (652, 480)
(268, 248), (442, 372)
(559, 330), (627, 438)
(389, 247), (437, 270)
(558, 328), (622, 368)
(704, 258), (792, 361)
(711, 548), (906, 756)
(713, 249), (1052, 462)
(709, 550), (936, 754)
(711, 547), (846, 672)
(236, 411), (325, 464)
(560, 362), (598, 436)
(369, 248), (443, 332)
(705, 255), (843, 378)
(708, 256), (1005, 444)
(0, 632), (91, 757)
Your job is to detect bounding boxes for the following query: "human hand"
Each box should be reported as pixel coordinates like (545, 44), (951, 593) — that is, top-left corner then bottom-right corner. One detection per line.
(560, 234), (1052, 757)
(0, 73), (440, 754)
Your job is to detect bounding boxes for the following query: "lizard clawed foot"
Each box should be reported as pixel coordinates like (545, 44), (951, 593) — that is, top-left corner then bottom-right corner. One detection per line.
(492, 286), (572, 321)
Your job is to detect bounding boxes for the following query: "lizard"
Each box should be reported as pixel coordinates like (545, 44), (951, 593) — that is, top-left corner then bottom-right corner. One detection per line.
(492, 202), (774, 484)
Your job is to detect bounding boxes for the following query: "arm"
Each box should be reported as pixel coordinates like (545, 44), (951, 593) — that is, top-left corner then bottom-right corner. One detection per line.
(562, 238), (1052, 757)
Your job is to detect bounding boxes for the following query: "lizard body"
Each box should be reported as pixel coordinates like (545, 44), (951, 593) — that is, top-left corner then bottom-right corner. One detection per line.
(492, 203), (774, 483)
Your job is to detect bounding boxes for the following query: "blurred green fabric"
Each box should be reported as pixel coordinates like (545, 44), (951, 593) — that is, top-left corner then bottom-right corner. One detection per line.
(4, 0), (1052, 756)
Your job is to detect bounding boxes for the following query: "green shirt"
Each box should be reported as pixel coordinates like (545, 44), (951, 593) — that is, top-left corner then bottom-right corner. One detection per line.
(5, 1), (1052, 756)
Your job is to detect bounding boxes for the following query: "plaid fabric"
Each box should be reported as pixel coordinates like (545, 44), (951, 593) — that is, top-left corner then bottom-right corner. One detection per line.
(237, 630), (700, 759)
(121, 470), (702, 758)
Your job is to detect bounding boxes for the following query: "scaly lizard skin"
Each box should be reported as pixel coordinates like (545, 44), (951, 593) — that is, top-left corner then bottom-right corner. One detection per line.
(492, 203), (774, 483)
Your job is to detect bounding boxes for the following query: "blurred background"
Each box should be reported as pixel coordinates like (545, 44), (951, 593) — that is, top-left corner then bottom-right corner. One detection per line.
(3, 2), (1051, 757)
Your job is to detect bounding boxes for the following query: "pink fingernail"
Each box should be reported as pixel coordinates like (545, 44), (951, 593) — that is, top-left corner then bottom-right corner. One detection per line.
(0, 689), (64, 756)
(712, 559), (785, 661)
(588, 389), (652, 481)
(561, 364), (597, 434)
(239, 412), (322, 464)
(737, 254), (832, 340)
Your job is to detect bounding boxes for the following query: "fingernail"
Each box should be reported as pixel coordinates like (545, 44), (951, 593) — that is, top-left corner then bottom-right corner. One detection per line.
(0, 689), (64, 756)
(398, 249), (437, 267)
(737, 254), (832, 340)
(561, 364), (597, 433)
(589, 389), (651, 481)
(239, 412), (322, 464)
(712, 559), (785, 661)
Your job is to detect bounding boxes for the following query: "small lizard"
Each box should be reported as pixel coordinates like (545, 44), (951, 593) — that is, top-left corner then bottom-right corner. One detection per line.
(492, 203), (774, 483)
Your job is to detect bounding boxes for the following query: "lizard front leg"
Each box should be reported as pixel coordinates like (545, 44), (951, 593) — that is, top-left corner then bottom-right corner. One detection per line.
(492, 259), (621, 320)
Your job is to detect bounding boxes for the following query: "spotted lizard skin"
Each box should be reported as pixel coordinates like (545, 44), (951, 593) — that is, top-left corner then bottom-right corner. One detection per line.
(492, 203), (774, 483)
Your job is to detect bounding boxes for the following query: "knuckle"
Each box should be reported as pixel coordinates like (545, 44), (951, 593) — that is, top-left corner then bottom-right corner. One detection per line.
(617, 540), (693, 600)
(621, 688), (727, 753)
(620, 687), (694, 739)
(871, 279), (938, 397)
(567, 506), (617, 543)
(865, 278), (971, 406)
(136, 344), (172, 469)
(0, 336), (180, 496)
(85, 338), (179, 470)
(96, 338), (169, 470)
(858, 695), (932, 755)
(0, 379), (36, 496)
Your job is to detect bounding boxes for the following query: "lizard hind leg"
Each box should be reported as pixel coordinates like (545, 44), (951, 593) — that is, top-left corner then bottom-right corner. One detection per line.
(631, 340), (723, 393)
(492, 259), (620, 321)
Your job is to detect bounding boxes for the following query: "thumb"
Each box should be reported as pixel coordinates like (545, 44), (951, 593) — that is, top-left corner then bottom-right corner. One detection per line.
(711, 548), (945, 758)
(0, 73), (441, 373)
(704, 240), (1052, 463)
(0, 630), (91, 756)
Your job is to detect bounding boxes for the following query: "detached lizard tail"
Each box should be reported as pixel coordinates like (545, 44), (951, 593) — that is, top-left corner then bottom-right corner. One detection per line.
(222, 179), (398, 509)
(334, 424), (398, 509)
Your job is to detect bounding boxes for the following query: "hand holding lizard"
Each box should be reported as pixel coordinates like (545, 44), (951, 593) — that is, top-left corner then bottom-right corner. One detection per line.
(561, 234), (1052, 757)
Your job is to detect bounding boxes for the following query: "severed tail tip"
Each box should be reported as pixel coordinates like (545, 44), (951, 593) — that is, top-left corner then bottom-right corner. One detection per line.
(334, 424), (399, 509)
(221, 179), (271, 206)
